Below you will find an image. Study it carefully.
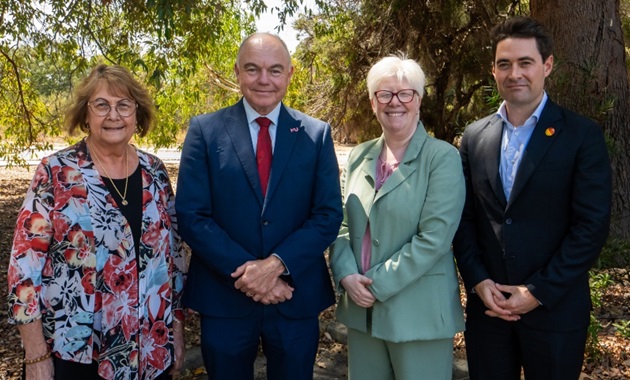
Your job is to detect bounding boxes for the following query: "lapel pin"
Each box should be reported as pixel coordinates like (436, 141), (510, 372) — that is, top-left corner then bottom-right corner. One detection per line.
(290, 127), (299, 133)
(545, 127), (555, 137)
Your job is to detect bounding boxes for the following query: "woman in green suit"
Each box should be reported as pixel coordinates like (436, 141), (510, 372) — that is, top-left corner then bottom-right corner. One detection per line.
(330, 55), (465, 380)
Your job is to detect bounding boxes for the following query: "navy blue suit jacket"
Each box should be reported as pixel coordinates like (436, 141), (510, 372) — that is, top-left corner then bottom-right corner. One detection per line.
(453, 99), (611, 331)
(176, 100), (342, 319)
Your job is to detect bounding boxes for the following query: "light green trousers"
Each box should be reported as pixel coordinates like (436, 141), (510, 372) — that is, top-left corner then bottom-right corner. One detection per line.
(347, 328), (454, 380)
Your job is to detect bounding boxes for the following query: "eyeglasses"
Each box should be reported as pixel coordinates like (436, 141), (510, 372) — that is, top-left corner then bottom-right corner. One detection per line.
(88, 99), (138, 118)
(373, 89), (418, 104)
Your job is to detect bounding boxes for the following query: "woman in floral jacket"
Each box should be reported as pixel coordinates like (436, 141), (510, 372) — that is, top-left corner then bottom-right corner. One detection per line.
(7, 64), (186, 380)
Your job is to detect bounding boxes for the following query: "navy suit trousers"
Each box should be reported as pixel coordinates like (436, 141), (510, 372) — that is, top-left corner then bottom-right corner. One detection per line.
(199, 305), (320, 380)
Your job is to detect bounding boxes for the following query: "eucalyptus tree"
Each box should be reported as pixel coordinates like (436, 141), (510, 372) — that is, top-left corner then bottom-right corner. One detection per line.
(295, 0), (630, 243)
(531, 0), (630, 241)
(293, 0), (523, 144)
(0, 0), (263, 165)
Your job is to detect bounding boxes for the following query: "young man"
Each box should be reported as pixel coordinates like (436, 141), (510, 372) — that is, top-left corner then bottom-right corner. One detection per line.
(454, 16), (612, 380)
(176, 33), (343, 379)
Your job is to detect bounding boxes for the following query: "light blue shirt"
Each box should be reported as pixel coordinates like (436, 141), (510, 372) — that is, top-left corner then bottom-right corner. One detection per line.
(242, 98), (281, 153)
(497, 92), (548, 201)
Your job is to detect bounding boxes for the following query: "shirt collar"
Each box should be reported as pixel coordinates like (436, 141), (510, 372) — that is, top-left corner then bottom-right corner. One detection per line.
(243, 98), (282, 126)
(496, 91), (548, 126)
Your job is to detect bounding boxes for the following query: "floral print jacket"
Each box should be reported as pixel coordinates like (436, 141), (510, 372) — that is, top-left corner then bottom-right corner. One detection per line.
(7, 140), (186, 380)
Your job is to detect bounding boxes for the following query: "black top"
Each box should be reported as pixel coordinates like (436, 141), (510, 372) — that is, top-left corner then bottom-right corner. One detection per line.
(103, 164), (143, 256)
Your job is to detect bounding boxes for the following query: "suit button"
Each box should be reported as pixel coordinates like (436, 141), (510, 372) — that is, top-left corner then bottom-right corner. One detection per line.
(262, 220), (269, 226)
(372, 239), (380, 247)
(505, 218), (513, 225)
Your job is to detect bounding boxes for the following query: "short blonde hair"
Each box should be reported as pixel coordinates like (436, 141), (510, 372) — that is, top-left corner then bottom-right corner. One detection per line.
(65, 64), (156, 137)
(366, 55), (426, 99)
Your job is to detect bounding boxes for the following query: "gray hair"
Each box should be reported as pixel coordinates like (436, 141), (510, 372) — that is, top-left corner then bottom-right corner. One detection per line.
(366, 54), (426, 99)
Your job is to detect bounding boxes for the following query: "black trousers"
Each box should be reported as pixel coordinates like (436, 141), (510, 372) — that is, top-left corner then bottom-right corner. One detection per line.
(465, 309), (587, 380)
(22, 355), (173, 380)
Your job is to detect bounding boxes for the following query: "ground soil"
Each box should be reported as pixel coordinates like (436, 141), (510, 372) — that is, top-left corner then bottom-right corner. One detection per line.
(1, 164), (628, 379)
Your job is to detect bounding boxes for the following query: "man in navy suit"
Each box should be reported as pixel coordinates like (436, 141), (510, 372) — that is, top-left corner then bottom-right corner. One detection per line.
(453, 17), (611, 380)
(175, 33), (343, 380)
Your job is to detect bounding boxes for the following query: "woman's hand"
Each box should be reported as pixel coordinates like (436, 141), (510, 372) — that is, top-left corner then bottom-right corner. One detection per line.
(24, 358), (54, 380)
(170, 319), (185, 377)
(340, 274), (376, 308)
(17, 320), (54, 380)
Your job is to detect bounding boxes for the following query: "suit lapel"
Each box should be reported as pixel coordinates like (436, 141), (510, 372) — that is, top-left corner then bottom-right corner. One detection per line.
(508, 101), (563, 208)
(265, 104), (301, 201)
(352, 125), (425, 216)
(481, 115), (508, 208)
(224, 101), (265, 205)
(356, 138), (380, 214)
(373, 126), (425, 203)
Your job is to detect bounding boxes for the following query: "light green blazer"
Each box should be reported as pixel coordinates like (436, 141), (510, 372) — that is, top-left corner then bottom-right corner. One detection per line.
(330, 124), (466, 342)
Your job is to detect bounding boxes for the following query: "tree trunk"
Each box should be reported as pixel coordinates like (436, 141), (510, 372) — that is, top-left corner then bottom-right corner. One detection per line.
(531, 0), (630, 241)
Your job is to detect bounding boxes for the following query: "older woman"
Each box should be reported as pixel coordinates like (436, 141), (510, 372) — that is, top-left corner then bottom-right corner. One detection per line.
(7, 64), (186, 380)
(330, 55), (465, 379)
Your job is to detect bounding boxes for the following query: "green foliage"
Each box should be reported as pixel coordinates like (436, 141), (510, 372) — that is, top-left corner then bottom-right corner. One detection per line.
(622, 0), (630, 71)
(291, 0), (526, 145)
(585, 313), (603, 361)
(4, 0), (624, 148)
(284, 59), (311, 111)
(0, 0), (263, 163)
(612, 319), (630, 338)
(0, 0), (343, 163)
(0, 45), (58, 166)
(585, 271), (614, 361)
(291, 5), (379, 143)
(140, 9), (249, 149)
(590, 271), (614, 310)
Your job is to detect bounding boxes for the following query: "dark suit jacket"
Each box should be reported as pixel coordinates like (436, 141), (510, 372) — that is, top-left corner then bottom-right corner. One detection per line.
(453, 99), (611, 331)
(176, 99), (342, 319)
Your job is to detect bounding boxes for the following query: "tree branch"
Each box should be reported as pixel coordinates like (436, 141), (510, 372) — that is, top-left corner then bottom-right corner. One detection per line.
(203, 64), (239, 92)
(83, 0), (118, 65)
(0, 48), (35, 144)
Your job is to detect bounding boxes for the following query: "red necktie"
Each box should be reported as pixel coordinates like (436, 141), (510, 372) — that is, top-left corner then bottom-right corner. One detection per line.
(256, 117), (272, 196)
